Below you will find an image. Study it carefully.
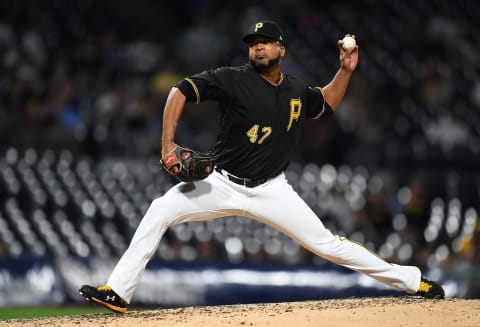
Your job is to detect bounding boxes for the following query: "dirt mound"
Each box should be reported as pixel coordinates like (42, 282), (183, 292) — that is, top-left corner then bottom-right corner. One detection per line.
(4, 297), (480, 327)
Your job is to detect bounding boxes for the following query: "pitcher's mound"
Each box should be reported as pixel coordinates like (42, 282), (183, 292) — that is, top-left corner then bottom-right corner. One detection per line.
(5, 297), (480, 327)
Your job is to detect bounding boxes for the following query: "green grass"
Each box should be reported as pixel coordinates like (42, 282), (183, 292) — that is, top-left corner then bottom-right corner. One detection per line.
(0, 306), (109, 320)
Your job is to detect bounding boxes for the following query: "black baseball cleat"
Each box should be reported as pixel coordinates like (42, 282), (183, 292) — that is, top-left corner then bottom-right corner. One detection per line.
(416, 277), (445, 299)
(79, 285), (128, 313)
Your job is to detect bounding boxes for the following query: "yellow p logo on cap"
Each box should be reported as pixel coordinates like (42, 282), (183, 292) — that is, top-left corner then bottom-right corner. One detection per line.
(254, 22), (263, 32)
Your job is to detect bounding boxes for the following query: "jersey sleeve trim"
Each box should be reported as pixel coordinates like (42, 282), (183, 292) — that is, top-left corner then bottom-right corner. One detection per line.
(184, 77), (200, 104)
(312, 86), (327, 119)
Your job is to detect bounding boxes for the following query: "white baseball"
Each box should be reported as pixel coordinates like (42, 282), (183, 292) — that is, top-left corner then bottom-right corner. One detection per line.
(342, 36), (356, 50)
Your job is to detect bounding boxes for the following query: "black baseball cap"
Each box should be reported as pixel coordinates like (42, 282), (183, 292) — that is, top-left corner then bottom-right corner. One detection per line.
(242, 20), (285, 45)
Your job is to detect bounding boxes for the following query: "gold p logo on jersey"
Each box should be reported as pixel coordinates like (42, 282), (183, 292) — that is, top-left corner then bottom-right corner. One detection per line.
(254, 22), (263, 32)
(287, 98), (302, 131)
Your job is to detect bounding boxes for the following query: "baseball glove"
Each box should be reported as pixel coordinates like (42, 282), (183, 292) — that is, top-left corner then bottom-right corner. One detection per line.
(161, 146), (215, 183)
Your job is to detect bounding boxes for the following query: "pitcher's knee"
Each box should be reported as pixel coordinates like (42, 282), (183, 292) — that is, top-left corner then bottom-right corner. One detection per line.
(144, 197), (181, 225)
(306, 234), (349, 257)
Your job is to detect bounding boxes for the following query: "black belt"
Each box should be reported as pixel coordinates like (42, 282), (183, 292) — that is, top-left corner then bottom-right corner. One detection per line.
(215, 167), (268, 188)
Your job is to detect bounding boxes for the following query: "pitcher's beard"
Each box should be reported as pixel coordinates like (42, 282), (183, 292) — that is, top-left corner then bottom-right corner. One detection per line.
(250, 56), (281, 73)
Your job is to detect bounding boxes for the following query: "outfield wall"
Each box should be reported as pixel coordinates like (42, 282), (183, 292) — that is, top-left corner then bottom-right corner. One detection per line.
(0, 256), (469, 306)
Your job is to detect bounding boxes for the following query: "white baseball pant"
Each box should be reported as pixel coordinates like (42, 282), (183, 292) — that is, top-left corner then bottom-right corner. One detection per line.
(107, 170), (421, 303)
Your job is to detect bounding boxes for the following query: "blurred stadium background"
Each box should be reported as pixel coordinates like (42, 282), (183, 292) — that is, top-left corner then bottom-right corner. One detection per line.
(0, 0), (479, 307)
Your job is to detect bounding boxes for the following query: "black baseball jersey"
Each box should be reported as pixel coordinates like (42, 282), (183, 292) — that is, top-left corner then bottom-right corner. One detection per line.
(176, 62), (332, 180)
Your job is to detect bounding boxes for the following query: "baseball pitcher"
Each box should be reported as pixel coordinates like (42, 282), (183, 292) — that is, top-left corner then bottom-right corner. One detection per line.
(80, 20), (444, 313)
